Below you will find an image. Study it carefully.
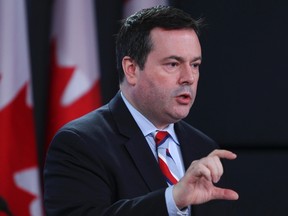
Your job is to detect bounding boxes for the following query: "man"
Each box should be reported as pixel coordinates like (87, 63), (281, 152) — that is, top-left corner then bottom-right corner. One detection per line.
(44, 5), (238, 216)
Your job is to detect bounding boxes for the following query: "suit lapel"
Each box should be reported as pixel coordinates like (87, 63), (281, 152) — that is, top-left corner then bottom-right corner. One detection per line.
(175, 122), (209, 170)
(109, 93), (167, 191)
(124, 135), (167, 191)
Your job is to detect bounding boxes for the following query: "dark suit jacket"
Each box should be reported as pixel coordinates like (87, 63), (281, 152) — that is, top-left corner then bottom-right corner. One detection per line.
(44, 92), (236, 216)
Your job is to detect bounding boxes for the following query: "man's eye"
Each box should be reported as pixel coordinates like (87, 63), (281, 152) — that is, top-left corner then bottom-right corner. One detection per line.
(169, 62), (178, 67)
(191, 63), (200, 68)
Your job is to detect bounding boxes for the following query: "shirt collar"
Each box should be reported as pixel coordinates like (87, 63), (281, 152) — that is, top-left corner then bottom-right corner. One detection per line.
(121, 92), (179, 145)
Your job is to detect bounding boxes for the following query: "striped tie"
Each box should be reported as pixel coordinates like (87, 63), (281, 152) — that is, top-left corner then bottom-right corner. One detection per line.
(155, 131), (180, 186)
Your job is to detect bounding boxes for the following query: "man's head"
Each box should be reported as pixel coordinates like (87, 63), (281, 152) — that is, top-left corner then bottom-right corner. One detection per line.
(116, 5), (203, 83)
(117, 6), (203, 128)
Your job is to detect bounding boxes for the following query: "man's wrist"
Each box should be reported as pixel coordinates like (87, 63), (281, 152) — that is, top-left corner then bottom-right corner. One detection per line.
(165, 186), (189, 215)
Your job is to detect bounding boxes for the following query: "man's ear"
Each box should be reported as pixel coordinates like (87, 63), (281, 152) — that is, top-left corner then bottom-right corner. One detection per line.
(122, 56), (138, 85)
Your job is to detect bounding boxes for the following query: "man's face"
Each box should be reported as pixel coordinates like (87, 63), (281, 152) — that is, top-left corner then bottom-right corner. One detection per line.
(130, 28), (202, 129)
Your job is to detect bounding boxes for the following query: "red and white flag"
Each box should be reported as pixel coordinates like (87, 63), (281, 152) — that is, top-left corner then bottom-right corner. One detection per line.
(0, 1), (43, 216)
(47, 0), (102, 150)
(123, 0), (169, 17)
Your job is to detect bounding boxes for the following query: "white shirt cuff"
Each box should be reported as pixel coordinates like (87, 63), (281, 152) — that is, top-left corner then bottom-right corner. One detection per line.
(165, 186), (189, 216)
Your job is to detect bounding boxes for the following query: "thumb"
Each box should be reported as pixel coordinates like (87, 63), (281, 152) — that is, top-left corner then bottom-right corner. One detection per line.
(212, 187), (239, 201)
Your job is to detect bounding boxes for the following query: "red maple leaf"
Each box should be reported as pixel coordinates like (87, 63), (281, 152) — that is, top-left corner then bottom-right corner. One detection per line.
(46, 40), (102, 151)
(0, 84), (39, 216)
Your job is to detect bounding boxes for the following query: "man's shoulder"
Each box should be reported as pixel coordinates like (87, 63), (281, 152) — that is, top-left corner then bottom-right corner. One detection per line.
(58, 103), (113, 136)
(176, 120), (208, 136)
(176, 120), (218, 146)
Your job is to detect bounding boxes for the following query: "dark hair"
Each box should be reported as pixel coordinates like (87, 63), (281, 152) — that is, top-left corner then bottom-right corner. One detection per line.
(115, 5), (204, 83)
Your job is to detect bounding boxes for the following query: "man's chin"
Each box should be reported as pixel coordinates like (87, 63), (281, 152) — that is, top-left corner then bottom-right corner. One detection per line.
(169, 111), (190, 122)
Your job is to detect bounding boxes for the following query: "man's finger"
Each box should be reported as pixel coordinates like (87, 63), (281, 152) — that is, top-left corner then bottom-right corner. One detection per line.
(209, 149), (237, 160)
(212, 187), (239, 201)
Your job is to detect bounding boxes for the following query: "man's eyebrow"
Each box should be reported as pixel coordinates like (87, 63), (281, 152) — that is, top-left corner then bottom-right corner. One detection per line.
(191, 56), (202, 62)
(162, 55), (202, 62)
(162, 56), (184, 62)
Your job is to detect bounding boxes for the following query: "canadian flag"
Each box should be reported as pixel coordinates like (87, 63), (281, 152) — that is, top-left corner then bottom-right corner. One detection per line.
(123, 0), (169, 17)
(0, 1), (43, 216)
(46, 0), (102, 150)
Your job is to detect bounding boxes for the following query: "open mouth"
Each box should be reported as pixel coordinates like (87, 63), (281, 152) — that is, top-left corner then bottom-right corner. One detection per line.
(176, 93), (191, 105)
(180, 93), (190, 99)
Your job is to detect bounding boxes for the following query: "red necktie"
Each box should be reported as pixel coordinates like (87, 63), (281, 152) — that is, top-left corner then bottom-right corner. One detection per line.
(155, 131), (179, 185)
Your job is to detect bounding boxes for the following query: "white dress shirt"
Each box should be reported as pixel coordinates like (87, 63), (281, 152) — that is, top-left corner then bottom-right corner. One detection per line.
(121, 92), (190, 216)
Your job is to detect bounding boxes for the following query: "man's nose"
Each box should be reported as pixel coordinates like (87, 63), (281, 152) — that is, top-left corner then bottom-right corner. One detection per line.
(178, 64), (197, 85)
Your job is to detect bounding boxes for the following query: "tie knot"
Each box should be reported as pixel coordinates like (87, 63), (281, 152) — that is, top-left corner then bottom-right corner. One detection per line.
(155, 131), (169, 147)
